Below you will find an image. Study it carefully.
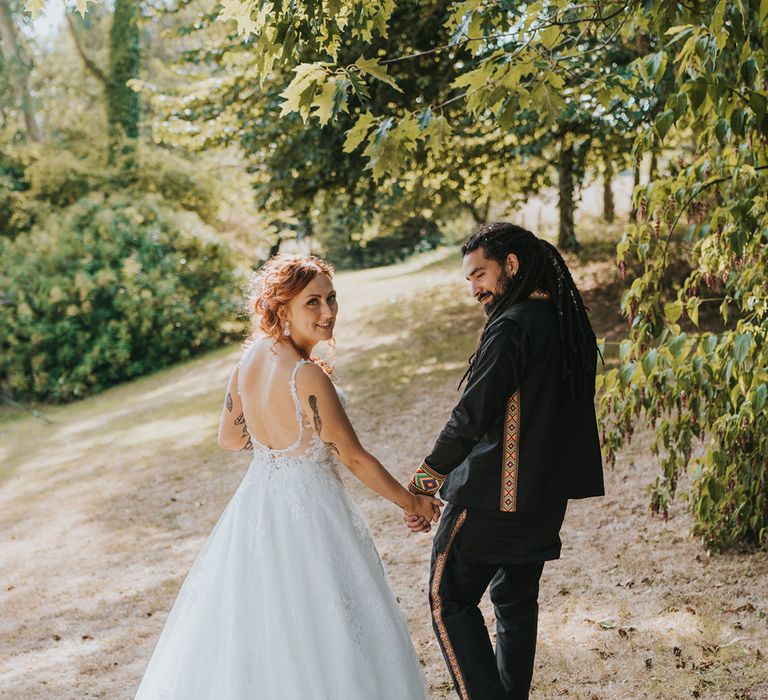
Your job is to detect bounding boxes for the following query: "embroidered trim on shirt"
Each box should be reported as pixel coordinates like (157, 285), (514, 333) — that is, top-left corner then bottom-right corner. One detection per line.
(501, 389), (520, 512)
(408, 461), (445, 496)
(431, 508), (469, 700)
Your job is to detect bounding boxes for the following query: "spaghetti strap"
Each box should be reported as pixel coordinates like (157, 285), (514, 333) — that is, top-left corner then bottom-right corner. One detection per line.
(289, 359), (313, 420)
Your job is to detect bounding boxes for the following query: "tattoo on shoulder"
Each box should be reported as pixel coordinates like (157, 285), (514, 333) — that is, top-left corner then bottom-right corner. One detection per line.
(308, 395), (322, 434)
(226, 392), (233, 412)
(234, 412), (245, 426)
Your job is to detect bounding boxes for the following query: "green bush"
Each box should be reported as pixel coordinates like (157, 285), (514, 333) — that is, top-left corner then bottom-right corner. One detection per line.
(0, 174), (34, 238)
(24, 151), (94, 207)
(0, 193), (241, 401)
(134, 150), (222, 225)
(0, 153), (37, 238)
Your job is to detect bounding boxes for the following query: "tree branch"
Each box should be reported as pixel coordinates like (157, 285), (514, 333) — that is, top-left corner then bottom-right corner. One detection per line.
(65, 11), (107, 85)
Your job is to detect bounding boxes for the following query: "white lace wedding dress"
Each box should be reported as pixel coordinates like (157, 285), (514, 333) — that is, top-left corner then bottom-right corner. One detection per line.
(134, 359), (429, 700)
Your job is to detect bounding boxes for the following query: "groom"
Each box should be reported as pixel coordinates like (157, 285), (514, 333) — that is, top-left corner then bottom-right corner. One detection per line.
(404, 223), (604, 700)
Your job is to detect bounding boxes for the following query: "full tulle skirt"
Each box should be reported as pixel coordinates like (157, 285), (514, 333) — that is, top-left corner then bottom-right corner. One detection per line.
(134, 449), (429, 699)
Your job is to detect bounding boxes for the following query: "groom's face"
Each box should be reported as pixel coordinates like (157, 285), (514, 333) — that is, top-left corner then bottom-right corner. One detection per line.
(463, 248), (516, 317)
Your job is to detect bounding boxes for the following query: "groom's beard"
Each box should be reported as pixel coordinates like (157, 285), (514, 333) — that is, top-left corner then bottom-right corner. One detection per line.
(483, 269), (513, 317)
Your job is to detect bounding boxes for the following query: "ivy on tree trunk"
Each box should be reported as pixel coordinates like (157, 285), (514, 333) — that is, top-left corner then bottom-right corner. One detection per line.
(106, 0), (140, 164)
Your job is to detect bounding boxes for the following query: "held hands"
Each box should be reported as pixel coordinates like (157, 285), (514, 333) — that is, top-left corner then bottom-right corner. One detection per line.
(403, 494), (442, 534)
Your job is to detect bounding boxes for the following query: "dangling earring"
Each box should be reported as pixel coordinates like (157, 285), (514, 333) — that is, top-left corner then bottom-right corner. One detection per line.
(284, 321), (291, 337)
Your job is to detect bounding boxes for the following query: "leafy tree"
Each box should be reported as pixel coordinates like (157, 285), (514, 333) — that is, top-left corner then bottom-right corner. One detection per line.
(599, 1), (768, 551)
(205, 0), (767, 550)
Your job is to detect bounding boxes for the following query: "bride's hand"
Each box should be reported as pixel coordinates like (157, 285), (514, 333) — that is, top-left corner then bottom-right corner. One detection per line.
(409, 494), (443, 522)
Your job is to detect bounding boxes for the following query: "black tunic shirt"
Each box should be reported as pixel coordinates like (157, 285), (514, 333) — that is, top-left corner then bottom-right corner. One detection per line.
(409, 299), (604, 513)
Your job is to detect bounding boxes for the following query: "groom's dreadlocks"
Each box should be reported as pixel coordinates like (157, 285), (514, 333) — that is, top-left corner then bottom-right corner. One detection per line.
(459, 222), (599, 399)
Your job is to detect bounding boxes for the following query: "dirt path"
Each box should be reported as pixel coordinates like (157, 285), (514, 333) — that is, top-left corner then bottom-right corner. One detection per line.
(1, 250), (766, 699)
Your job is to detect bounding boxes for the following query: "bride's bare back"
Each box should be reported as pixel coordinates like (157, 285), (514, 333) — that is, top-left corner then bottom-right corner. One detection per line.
(236, 339), (314, 454)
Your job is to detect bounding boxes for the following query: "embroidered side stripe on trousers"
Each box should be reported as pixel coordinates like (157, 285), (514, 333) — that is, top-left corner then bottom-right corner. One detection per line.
(430, 508), (470, 700)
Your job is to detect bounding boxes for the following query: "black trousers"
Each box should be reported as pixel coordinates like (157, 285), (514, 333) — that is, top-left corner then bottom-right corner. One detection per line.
(429, 501), (566, 700)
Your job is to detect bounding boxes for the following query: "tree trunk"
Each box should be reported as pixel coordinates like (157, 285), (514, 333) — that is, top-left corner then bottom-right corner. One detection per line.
(0, 0), (42, 142)
(557, 141), (579, 251)
(649, 149), (658, 181)
(107, 0), (140, 164)
(629, 158), (641, 221)
(603, 155), (615, 223)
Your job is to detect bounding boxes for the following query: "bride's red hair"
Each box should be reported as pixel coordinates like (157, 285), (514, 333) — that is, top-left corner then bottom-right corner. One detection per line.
(247, 254), (336, 371)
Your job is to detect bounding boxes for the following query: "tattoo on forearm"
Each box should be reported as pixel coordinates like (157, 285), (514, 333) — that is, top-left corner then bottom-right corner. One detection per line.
(226, 392), (233, 412)
(308, 394), (340, 456)
(232, 411), (252, 450)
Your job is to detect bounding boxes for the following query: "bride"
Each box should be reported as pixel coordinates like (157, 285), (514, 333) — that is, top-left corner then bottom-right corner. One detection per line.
(134, 253), (440, 699)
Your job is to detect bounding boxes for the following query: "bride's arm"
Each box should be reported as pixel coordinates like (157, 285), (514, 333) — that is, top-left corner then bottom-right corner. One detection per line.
(217, 365), (253, 451)
(295, 363), (441, 522)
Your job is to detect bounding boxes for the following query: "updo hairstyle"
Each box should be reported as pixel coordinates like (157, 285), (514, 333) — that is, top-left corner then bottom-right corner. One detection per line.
(248, 253), (335, 343)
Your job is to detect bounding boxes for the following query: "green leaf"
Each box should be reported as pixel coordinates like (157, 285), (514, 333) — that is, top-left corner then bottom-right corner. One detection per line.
(711, 0), (727, 32)
(534, 83), (566, 122)
(733, 332), (753, 366)
(642, 348), (658, 377)
(707, 477), (724, 504)
(540, 25), (562, 50)
(664, 24), (693, 36)
(422, 115), (452, 156)
(664, 301), (682, 324)
(669, 333), (688, 358)
(347, 71), (371, 105)
(619, 362), (636, 387)
(393, 114), (420, 148)
(354, 56), (403, 93)
(644, 52), (667, 80)
(655, 110), (674, 140)
(311, 80), (347, 126)
(687, 77), (707, 110)
(730, 108), (746, 137)
(753, 384), (767, 413)
(686, 298), (700, 327)
(619, 339), (632, 363)
(279, 63), (330, 118)
(715, 119), (729, 146)
(343, 112), (377, 153)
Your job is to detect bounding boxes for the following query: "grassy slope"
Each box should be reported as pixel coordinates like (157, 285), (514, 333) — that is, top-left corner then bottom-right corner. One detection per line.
(0, 247), (766, 699)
